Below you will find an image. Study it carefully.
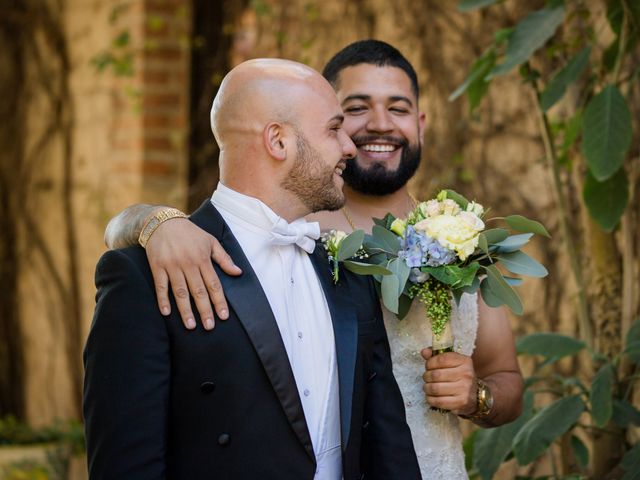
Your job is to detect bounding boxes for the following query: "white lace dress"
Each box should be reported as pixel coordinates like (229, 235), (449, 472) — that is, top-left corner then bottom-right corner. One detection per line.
(382, 293), (479, 480)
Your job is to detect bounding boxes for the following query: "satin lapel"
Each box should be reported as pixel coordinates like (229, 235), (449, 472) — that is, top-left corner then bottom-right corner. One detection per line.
(189, 201), (315, 461)
(309, 243), (357, 447)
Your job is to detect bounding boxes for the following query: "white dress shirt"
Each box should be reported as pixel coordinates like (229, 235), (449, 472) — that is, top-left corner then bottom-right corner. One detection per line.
(211, 183), (342, 479)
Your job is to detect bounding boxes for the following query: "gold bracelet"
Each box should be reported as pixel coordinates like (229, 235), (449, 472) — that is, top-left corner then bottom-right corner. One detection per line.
(138, 207), (187, 248)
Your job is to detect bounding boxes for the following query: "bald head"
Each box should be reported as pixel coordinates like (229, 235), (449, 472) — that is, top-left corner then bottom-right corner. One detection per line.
(210, 58), (336, 146)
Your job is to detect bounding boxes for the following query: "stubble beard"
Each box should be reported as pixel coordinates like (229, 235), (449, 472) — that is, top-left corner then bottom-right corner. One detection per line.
(281, 131), (346, 214)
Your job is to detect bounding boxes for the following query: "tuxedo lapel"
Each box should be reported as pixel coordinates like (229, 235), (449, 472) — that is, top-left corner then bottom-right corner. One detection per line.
(309, 244), (357, 448)
(189, 201), (314, 461)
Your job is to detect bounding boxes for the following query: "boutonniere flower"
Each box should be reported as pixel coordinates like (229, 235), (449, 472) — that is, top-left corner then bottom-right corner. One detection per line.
(321, 230), (389, 284)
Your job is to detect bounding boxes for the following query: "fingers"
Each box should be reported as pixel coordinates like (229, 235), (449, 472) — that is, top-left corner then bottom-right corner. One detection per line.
(420, 347), (433, 361)
(200, 264), (229, 321)
(183, 267), (216, 330)
(151, 267), (172, 316)
(211, 238), (241, 276)
(168, 270), (197, 330)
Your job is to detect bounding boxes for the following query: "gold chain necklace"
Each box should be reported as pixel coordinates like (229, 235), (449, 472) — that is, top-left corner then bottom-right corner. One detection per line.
(341, 193), (419, 232)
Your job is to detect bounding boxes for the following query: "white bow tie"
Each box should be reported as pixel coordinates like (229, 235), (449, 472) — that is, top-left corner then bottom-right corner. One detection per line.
(270, 218), (320, 253)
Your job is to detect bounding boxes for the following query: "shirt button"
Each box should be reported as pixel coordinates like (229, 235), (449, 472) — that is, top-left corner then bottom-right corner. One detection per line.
(298, 331), (303, 339)
(290, 278), (294, 285)
(303, 389), (310, 397)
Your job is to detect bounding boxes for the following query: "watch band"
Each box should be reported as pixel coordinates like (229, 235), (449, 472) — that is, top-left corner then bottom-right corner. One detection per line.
(138, 207), (187, 248)
(461, 379), (494, 420)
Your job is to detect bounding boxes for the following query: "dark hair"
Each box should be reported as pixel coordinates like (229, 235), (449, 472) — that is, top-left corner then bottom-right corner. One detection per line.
(322, 39), (419, 99)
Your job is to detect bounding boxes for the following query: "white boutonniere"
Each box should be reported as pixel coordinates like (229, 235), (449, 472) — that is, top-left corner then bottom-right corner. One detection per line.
(321, 230), (389, 284)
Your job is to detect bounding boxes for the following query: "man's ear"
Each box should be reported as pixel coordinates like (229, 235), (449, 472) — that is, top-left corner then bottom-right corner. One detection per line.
(264, 122), (287, 161)
(418, 111), (427, 144)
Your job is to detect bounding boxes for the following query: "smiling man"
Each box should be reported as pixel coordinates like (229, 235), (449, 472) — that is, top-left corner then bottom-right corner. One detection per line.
(103, 40), (523, 478)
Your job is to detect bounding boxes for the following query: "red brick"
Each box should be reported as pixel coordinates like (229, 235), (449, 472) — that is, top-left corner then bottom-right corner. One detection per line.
(142, 160), (174, 176)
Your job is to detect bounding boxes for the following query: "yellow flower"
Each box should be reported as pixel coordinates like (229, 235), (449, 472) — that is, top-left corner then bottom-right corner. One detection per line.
(390, 218), (407, 236)
(414, 213), (483, 261)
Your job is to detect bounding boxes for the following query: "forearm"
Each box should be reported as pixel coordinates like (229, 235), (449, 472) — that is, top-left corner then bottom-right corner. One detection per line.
(473, 370), (524, 428)
(104, 204), (167, 249)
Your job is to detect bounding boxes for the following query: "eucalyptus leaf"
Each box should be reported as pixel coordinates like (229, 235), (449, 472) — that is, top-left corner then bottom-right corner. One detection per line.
(458, 0), (498, 12)
(485, 264), (523, 315)
(488, 5), (565, 78)
(444, 189), (470, 209)
(582, 84), (632, 181)
(497, 250), (548, 278)
(397, 293), (414, 320)
(504, 276), (523, 286)
(372, 225), (401, 254)
(480, 277), (504, 308)
(473, 391), (534, 480)
(462, 275), (481, 294)
(387, 258), (411, 297)
(590, 363), (615, 428)
(494, 233), (534, 253)
(583, 167), (629, 232)
(372, 213), (396, 229)
(512, 395), (585, 465)
(505, 215), (551, 237)
(424, 262), (480, 288)
(337, 230), (365, 261)
(516, 333), (586, 358)
(381, 273), (400, 314)
(540, 47), (591, 111)
(571, 435), (589, 469)
(343, 260), (392, 277)
(483, 228), (510, 244)
(478, 233), (489, 254)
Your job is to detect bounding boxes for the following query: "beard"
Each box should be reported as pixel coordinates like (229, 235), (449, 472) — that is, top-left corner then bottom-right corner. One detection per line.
(281, 130), (345, 213)
(343, 135), (421, 196)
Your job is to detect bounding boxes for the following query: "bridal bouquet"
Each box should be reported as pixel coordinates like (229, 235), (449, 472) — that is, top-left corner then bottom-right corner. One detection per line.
(324, 189), (549, 352)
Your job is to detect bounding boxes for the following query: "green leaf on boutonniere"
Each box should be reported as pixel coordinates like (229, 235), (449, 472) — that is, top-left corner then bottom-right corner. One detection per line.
(497, 251), (548, 278)
(483, 228), (510, 244)
(505, 215), (551, 238)
(337, 230), (365, 261)
(484, 264), (523, 315)
(371, 225), (401, 254)
(343, 261), (392, 277)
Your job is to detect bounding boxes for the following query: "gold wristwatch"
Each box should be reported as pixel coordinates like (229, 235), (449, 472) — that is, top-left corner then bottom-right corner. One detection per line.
(462, 379), (494, 420)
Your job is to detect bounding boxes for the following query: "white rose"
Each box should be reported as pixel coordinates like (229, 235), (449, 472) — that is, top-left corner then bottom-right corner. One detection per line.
(420, 199), (441, 218)
(458, 211), (485, 231)
(414, 214), (480, 261)
(466, 201), (484, 217)
(442, 199), (461, 216)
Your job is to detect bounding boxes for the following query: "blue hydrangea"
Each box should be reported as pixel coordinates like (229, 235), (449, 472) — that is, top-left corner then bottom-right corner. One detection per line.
(399, 226), (455, 270)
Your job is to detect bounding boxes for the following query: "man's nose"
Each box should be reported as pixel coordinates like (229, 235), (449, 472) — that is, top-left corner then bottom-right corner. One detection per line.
(341, 132), (357, 159)
(366, 107), (394, 133)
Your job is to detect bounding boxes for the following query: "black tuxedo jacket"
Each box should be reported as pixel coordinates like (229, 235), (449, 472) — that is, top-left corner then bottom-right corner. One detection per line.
(83, 200), (420, 480)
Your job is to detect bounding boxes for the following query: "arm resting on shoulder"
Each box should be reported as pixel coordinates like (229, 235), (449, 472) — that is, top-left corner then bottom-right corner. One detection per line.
(104, 203), (241, 329)
(84, 249), (170, 479)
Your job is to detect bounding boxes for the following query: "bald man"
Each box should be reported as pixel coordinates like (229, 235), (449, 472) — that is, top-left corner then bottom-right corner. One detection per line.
(83, 59), (420, 480)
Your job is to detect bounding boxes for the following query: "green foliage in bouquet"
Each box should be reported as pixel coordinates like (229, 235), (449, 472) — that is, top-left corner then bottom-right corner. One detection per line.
(467, 319), (640, 480)
(365, 190), (549, 324)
